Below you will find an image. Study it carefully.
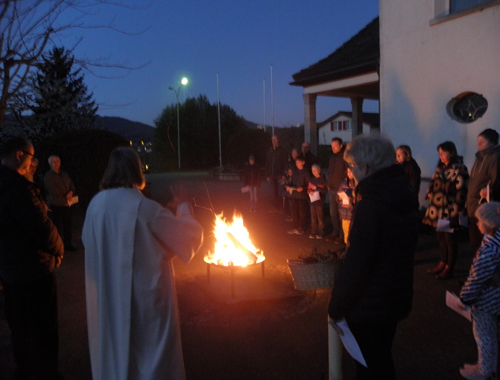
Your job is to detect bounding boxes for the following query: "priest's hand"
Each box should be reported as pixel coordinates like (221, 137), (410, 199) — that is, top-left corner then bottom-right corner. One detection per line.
(168, 183), (188, 209)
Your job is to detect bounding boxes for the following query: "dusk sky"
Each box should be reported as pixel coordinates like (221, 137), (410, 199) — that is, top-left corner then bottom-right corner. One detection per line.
(57, 1), (379, 128)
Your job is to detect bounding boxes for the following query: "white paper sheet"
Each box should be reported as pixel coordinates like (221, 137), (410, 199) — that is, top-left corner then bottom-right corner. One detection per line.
(337, 191), (350, 205)
(334, 319), (367, 367)
(241, 186), (250, 193)
(436, 219), (454, 232)
(446, 291), (471, 322)
(309, 190), (321, 202)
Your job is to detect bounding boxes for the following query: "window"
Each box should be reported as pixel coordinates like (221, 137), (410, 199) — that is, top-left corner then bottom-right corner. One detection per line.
(450, 0), (491, 13)
(432, 0), (500, 23)
(446, 92), (488, 124)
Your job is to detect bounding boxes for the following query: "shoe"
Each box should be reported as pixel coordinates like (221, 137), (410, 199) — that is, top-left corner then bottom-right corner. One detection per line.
(326, 235), (343, 244)
(297, 229), (304, 235)
(287, 229), (298, 235)
(436, 265), (453, 280)
(309, 234), (315, 239)
(427, 261), (446, 274)
(285, 215), (293, 222)
(459, 363), (497, 380)
(316, 234), (323, 240)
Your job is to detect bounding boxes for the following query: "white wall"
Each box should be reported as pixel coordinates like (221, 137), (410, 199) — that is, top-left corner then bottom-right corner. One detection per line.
(379, 0), (500, 200)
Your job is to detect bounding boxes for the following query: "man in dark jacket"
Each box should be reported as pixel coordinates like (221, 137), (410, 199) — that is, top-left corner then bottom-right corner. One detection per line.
(328, 134), (418, 380)
(466, 128), (500, 254)
(327, 137), (347, 243)
(265, 135), (287, 213)
(0, 137), (64, 380)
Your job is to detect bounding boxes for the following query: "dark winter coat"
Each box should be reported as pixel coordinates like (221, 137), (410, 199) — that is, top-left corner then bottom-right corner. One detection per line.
(467, 145), (500, 218)
(401, 158), (421, 195)
(0, 165), (63, 284)
(243, 164), (261, 188)
(290, 168), (310, 200)
(265, 146), (288, 179)
(328, 164), (419, 324)
(328, 151), (347, 191)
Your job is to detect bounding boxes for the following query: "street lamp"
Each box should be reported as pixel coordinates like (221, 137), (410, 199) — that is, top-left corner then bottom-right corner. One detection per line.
(169, 77), (188, 169)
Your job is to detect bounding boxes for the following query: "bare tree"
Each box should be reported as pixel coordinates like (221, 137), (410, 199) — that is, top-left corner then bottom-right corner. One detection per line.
(0, 0), (147, 130)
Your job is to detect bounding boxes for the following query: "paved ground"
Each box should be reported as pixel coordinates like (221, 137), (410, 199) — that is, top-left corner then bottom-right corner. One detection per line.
(0, 171), (490, 379)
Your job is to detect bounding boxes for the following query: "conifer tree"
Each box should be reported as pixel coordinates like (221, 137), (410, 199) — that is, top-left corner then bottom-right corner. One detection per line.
(26, 46), (98, 141)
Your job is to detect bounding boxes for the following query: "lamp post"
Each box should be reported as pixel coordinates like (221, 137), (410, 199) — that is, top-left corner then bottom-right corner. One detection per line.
(169, 77), (188, 169)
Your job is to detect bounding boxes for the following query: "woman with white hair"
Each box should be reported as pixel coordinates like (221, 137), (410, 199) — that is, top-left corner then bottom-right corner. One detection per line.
(459, 201), (500, 380)
(328, 133), (419, 380)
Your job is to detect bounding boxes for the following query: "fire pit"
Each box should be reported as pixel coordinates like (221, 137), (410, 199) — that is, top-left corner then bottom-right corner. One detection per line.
(204, 212), (265, 297)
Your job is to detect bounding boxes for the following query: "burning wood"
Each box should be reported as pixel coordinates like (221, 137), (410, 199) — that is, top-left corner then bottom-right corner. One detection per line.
(225, 231), (258, 264)
(204, 212), (264, 267)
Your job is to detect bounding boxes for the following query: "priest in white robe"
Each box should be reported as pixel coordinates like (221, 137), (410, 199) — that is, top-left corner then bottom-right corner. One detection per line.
(82, 147), (203, 380)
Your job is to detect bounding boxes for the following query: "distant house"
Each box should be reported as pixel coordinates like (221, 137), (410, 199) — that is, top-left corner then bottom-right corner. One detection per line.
(318, 111), (379, 145)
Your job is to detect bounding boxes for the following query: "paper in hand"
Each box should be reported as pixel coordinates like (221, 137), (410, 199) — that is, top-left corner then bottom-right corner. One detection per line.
(436, 219), (454, 233)
(335, 319), (367, 367)
(337, 191), (350, 205)
(446, 291), (471, 322)
(309, 190), (321, 202)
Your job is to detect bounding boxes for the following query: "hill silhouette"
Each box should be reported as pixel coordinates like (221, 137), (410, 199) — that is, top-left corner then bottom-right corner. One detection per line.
(95, 116), (155, 142)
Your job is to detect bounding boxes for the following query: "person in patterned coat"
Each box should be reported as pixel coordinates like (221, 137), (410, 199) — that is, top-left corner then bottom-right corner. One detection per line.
(423, 141), (469, 279)
(458, 202), (500, 380)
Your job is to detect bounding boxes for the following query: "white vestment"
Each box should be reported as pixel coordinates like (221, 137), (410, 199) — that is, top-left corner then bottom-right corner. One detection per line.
(83, 188), (203, 380)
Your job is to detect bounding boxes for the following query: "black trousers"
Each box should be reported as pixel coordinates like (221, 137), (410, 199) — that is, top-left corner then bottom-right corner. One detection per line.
(290, 198), (308, 230)
(347, 318), (399, 380)
(2, 272), (59, 380)
(51, 205), (72, 246)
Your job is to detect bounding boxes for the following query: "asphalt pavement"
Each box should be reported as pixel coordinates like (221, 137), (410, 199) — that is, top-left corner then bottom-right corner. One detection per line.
(0, 172), (487, 380)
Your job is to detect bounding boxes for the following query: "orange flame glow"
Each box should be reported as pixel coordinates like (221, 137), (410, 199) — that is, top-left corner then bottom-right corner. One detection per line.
(204, 212), (265, 267)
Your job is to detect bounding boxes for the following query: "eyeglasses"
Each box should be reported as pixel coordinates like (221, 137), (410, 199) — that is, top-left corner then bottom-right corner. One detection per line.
(346, 162), (362, 169)
(22, 150), (35, 158)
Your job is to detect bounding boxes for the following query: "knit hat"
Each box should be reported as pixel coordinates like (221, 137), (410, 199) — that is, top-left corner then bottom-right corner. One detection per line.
(478, 129), (499, 145)
(475, 202), (500, 229)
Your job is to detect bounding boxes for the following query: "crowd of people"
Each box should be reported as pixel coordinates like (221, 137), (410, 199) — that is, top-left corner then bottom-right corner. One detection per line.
(248, 130), (500, 380)
(2, 127), (500, 380)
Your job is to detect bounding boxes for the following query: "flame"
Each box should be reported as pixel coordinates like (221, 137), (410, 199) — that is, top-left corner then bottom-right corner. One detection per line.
(204, 212), (265, 267)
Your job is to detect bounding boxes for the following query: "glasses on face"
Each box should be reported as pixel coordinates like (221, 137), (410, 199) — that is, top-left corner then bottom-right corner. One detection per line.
(346, 162), (361, 169)
(22, 150), (35, 158)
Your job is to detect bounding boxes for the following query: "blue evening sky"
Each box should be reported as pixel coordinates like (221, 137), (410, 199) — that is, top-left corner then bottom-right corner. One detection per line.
(55, 1), (379, 127)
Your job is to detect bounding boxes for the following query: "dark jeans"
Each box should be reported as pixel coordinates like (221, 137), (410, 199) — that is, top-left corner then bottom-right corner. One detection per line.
(270, 176), (281, 209)
(291, 198), (308, 230)
(468, 215), (483, 255)
(347, 318), (399, 380)
(435, 230), (458, 269)
(329, 190), (342, 237)
(50, 205), (72, 246)
(2, 272), (59, 380)
(310, 202), (324, 235)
